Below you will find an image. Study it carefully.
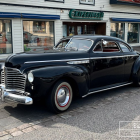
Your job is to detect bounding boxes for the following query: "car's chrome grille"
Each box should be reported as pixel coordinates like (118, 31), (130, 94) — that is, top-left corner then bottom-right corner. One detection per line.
(1, 71), (5, 85)
(1, 68), (26, 91)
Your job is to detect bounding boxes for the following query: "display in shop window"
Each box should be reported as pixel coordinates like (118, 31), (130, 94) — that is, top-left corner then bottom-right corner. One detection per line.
(69, 26), (75, 36)
(23, 21), (54, 52)
(33, 21), (46, 33)
(110, 23), (125, 40)
(0, 20), (12, 54)
(128, 23), (139, 43)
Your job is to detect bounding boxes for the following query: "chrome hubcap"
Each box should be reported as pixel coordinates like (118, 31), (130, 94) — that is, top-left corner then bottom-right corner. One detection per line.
(57, 86), (70, 107)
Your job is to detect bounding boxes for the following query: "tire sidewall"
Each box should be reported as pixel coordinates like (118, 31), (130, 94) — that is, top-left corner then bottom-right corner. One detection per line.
(52, 81), (73, 112)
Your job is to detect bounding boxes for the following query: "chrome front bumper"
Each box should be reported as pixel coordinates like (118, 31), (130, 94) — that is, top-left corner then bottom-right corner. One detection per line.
(0, 84), (33, 105)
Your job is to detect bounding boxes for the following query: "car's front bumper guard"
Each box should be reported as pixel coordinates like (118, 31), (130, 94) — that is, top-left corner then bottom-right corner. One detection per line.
(0, 84), (33, 105)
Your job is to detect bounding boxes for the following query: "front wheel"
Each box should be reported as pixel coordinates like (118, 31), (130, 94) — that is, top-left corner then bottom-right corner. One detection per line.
(46, 80), (73, 113)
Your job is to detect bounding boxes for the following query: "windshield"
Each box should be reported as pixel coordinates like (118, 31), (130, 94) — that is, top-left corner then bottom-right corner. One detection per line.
(65, 38), (93, 51)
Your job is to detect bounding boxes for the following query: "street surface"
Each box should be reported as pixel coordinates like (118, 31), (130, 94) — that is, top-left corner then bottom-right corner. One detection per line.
(0, 85), (140, 139)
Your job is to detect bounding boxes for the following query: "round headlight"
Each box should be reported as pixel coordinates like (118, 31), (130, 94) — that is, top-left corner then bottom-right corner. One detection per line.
(28, 72), (34, 83)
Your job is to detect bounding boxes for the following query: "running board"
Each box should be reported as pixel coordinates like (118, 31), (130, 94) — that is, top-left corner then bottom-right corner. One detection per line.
(82, 82), (133, 98)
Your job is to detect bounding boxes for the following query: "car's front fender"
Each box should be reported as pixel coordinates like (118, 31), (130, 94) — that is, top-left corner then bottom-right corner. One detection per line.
(29, 65), (89, 97)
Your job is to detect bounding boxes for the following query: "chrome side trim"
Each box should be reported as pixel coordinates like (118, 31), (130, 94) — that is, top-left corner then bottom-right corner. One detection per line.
(67, 60), (89, 64)
(82, 82), (133, 98)
(25, 58), (89, 64)
(90, 55), (139, 60)
(24, 55), (139, 64)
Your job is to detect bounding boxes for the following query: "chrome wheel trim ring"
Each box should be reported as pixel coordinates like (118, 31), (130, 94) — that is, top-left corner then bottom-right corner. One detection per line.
(55, 82), (72, 111)
(56, 86), (70, 107)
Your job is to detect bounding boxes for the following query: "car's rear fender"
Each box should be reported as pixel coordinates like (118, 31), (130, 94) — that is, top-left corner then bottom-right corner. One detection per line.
(132, 56), (140, 81)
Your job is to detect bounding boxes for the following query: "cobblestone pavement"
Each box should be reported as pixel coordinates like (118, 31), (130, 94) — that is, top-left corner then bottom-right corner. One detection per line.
(0, 85), (140, 140)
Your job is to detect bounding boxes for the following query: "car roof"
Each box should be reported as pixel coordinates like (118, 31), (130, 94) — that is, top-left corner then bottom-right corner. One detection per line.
(60, 35), (131, 48)
(61, 35), (124, 42)
(73, 35), (124, 41)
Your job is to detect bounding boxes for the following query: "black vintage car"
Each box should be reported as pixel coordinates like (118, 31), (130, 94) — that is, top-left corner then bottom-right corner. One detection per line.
(0, 35), (140, 113)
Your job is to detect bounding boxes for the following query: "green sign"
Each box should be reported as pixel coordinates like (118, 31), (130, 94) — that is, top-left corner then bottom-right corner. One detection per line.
(69, 9), (104, 20)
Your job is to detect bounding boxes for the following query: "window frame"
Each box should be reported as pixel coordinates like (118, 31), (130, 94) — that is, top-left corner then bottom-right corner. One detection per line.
(45, 0), (64, 3)
(65, 38), (94, 52)
(0, 19), (13, 55)
(93, 41), (121, 53)
(118, 42), (132, 52)
(79, 0), (95, 5)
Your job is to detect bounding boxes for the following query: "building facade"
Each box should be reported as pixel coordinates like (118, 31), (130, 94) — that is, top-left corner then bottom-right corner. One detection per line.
(0, 0), (140, 59)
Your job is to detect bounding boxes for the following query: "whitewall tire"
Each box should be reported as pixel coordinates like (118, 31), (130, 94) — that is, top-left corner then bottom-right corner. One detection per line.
(47, 80), (73, 113)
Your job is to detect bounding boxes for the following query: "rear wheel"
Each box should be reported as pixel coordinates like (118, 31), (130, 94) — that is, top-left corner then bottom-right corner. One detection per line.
(46, 80), (73, 113)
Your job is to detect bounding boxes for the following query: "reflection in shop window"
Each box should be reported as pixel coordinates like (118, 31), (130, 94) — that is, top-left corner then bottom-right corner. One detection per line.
(128, 23), (139, 43)
(33, 21), (46, 33)
(23, 21), (54, 52)
(110, 23), (125, 40)
(0, 20), (12, 54)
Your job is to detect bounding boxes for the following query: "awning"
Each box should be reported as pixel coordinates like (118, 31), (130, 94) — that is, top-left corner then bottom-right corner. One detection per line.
(0, 12), (60, 20)
(0, 12), (21, 18)
(21, 13), (60, 20)
(111, 18), (140, 22)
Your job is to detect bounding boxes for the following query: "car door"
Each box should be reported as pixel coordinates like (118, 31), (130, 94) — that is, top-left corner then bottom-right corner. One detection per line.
(89, 40), (124, 89)
(118, 42), (139, 82)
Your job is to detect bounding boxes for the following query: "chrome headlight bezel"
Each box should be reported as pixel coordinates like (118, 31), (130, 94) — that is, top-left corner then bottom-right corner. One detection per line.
(28, 72), (34, 83)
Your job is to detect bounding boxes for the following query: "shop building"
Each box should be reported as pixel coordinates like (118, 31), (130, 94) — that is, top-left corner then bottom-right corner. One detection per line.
(0, 0), (140, 59)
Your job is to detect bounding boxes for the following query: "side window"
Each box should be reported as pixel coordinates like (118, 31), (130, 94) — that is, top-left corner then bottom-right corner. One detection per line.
(94, 42), (102, 52)
(56, 40), (69, 49)
(102, 41), (120, 52)
(119, 42), (130, 52)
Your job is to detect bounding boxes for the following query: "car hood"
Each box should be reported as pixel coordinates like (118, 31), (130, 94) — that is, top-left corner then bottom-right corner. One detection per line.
(5, 50), (89, 68)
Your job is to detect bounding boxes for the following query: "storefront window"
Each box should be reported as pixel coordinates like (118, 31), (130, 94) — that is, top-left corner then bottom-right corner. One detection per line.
(0, 20), (12, 54)
(63, 22), (106, 37)
(23, 21), (54, 52)
(128, 23), (139, 43)
(110, 23), (125, 40)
